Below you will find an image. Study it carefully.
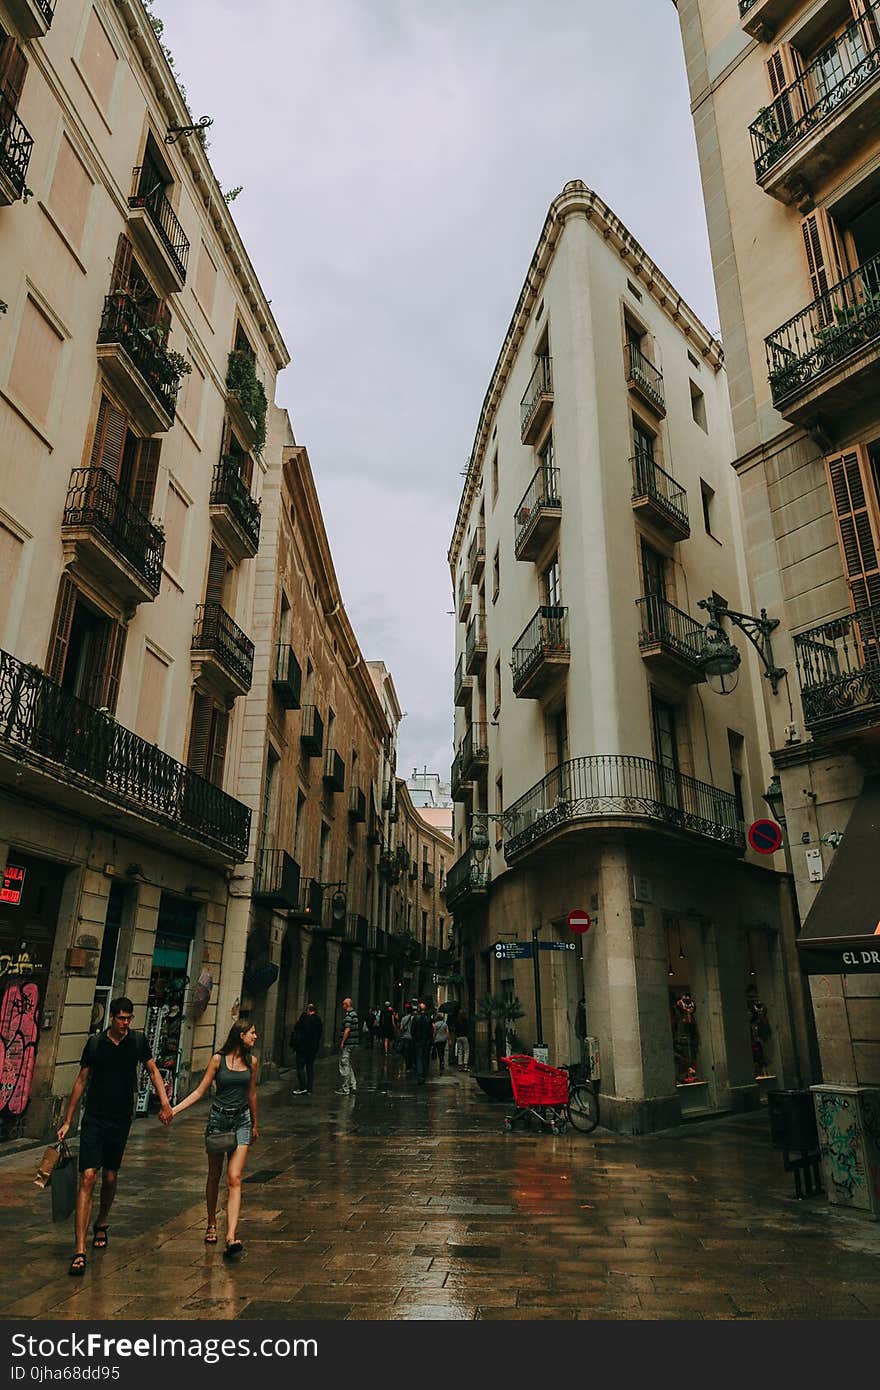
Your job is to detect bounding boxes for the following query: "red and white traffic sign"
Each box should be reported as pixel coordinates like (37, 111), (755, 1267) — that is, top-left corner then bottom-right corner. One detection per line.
(567, 908), (591, 935)
(747, 819), (784, 855)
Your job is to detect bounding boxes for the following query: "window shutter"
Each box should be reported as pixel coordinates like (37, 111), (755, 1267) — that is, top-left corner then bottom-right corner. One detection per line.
(851, 0), (879, 46)
(131, 438), (160, 517)
(187, 692), (212, 776)
(101, 620), (127, 714)
(208, 708), (229, 788)
(205, 541), (227, 605)
(240, 453), (253, 488)
(801, 210), (847, 304)
(766, 44), (804, 131)
(110, 235), (134, 296)
(824, 446), (880, 612)
(221, 415), (233, 457)
(0, 36), (28, 108)
(88, 396), (128, 481)
(46, 575), (77, 685)
(151, 299), (172, 334)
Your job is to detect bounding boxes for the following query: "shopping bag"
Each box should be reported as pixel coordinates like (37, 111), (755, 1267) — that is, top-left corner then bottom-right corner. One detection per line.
(34, 1142), (65, 1189)
(50, 1146), (78, 1222)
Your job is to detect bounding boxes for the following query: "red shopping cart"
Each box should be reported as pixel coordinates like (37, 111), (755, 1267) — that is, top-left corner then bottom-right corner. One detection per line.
(502, 1053), (569, 1134)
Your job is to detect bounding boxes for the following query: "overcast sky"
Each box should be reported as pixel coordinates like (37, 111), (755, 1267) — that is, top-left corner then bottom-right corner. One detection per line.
(158, 0), (718, 780)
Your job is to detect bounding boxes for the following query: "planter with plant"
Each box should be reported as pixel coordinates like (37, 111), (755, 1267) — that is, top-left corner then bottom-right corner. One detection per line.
(226, 349), (268, 453)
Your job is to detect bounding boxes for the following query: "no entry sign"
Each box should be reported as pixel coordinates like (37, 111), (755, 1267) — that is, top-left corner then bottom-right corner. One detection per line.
(748, 819), (784, 855)
(567, 908), (591, 935)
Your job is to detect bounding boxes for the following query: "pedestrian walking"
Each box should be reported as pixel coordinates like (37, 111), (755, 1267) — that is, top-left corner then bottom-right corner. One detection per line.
(171, 1019), (259, 1260)
(378, 1001), (396, 1056)
(290, 1003), (322, 1095)
(411, 1001), (434, 1085)
(336, 997), (359, 1095)
(57, 996), (173, 1277)
(433, 1012), (449, 1071)
(398, 1003), (414, 1071)
(362, 1006), (374, 1050)
(454, 1008), (471, 1071)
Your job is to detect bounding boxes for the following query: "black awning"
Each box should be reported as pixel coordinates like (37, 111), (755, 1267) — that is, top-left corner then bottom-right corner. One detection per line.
(797, 774), (880, 974)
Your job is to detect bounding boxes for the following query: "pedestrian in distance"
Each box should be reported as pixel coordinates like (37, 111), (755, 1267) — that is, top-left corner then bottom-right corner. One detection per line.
(378, 1001), (396, 1056)
(362, 1006), (373, 1051)
(336, 997), (359, 1095)
(433, 1011), (449, 1071)
(398, 1003), (415, 1071)
(171, 1019), (259, 1260)
(290, 1003), (322, 1095)
(411, 1001), (435, 1085)
(454, 1008), (471, 1071)
(57, 996), (173, 1277)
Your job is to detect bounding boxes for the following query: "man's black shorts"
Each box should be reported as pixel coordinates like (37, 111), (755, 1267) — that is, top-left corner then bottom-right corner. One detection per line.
(78, 1114), (131, 1173)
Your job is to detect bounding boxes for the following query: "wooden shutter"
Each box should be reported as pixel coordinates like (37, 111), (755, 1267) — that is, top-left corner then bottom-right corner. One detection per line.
(207, 707), (229, 788)
(130, 438), (160, 517)
(801, 210), (847, 303)
(824, 447), (880, 611)
(187, 692), (212, 776)
(205, 542), (227, 605)
(0, 36), (28, 108)
(151, 299), (172, 335)
(88, 397), (128, 481)
(766, 44), (804, 129)
(110, 235), (134, 296)
(851, 0), (880, 46)
(221, 415), (233, 457)
(46, 575), (77, 684)
(85, 619), (126, 713)
(240, 453), (254, 488)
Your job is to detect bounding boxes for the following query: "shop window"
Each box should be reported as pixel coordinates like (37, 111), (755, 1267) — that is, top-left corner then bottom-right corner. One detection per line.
(135, 894), (199, 1112)
(747, 930), (777, 1082)
(665, 917), (704, 1087)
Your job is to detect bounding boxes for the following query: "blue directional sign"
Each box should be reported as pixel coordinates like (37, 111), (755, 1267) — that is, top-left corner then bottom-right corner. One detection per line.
(540, 941), (577, 952)
(493, 941), (533, 959)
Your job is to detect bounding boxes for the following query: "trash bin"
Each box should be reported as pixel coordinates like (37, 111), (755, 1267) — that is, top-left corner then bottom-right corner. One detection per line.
(767, 1089), (818, 1152)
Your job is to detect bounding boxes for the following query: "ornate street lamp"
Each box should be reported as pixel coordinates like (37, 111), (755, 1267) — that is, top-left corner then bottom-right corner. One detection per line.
(696, 595), (786, 696)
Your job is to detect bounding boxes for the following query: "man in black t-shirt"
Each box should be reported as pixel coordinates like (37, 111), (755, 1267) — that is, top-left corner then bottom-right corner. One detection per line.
(57, 996), (173, 1276)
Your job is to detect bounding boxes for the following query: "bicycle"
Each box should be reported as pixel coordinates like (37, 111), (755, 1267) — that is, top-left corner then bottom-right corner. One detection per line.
(561, 1062), (600, 1134)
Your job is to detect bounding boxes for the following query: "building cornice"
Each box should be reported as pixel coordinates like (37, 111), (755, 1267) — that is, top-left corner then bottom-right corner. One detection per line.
(114, 0), (290, 372)
(448, 180), (724, 567)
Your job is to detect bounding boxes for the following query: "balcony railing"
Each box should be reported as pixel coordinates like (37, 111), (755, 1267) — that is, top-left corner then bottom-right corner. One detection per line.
(461, 720), (489, 779)
(444, 847), (490, 910)
(300, 705), (323, 758)
(272, 643), (301, 710)
(349, 783), (366, 821)
(422, 864), (435, 889)
(36, 0), (56, 21)
(192, 603), (254, 691)
(465, 609), (487, 674)
(630, 454), (690, 537)
(252, 849), (300, 908)
(453, 653), (472, 707)
(457, 572), (472, 622)
(128, 166), (190, 282)
(290, 875), (323, 923)
(793, 602), (880, 729)
(63, 468), (165, 597)
(504, 755), (743, 861)
(450, 748), (469, 801)
(515, 464), (562, 560)
(0, 91), (34, 200)
(511, 606), (569, 697)
(0, 647), (250, 858)
(210, 458), (261, 555)
(749, 7), (880, 182)
(765, 251), (880, 407)
(625, 342), (665, 414)
(520, 355), (553, 442)
(97, 294), (180, 422)
(468, 525), (486, 583)
(739, 0), (758, 11)
(323, 747), (345, 793)
(636, 595), (705, 670)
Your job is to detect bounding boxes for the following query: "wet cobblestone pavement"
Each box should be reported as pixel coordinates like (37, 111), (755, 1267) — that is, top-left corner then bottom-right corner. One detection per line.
(3, 1051), (880, 1321)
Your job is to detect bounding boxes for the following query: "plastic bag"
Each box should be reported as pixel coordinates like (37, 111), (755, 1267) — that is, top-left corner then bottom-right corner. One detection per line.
(50, 1146), (78, 1223)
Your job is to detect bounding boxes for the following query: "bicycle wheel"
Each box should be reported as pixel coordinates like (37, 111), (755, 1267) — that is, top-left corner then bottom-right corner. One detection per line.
(567, 1084), (599, 1133)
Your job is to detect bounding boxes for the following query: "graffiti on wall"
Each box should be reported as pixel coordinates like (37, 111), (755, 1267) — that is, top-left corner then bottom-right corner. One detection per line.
(0, 980), (40, 1116)
(815, 1092), (867, 1207)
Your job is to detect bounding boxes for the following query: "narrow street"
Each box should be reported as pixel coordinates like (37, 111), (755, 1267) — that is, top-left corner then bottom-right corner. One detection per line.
(2, 1052), (879, 1322)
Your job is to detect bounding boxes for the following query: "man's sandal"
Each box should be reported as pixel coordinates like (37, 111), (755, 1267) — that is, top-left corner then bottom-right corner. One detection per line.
(204, 1225), (218, 1245)
(69, 1252), (87, 1276)
(223, 1240), (243, 1260)
(92, 1225), (109, 1250)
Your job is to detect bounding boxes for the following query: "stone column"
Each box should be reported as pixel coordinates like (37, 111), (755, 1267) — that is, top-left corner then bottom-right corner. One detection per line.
(322, 940), (342, 1050)
(258, 915), (285, 1079)
(214, 893), (250, 1044)
(294, 929), (311, 1016)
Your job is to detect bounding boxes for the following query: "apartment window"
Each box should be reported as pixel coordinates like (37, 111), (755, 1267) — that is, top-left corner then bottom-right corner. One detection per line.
(542, 552), (561, 608)
(690, 381), (707, 431)
(319, 822), (331, 884)
(640, 540), (666, 599)
(553, 706), (569, 769)
(492, 545), (500, 603)
(687, 349), (700, 369)
(651, 694), (680, 806)
(46, 576), (125, 713)
(632, 417), (656, 479)
(303, 659), (314, 705)
(493, 656), (501, 717)
(701, 480), (716, 537)
(421, 912), (428, 951)
(491, 452), (499, 503)
(495, 773), (504, 847)
(626, 279), (643, 302)
(259, 748), (280, 855)
(293, 790), (306, 861)
(728, 730), (746, 824)
(539, 429), (555, 482)
(186, 693), (228, 789)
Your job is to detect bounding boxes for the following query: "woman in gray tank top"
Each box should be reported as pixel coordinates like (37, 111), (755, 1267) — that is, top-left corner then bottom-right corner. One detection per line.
(171, 1019), (259, 1259)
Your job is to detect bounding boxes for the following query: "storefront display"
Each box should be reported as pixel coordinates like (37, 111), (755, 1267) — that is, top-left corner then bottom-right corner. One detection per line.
(671, 990), (702, 1084)
(134, 896), (198, 1115)
(749, 997), (773, 1078)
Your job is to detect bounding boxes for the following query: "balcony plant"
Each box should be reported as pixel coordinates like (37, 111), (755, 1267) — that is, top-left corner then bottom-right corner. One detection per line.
(226, 349), (268, 453)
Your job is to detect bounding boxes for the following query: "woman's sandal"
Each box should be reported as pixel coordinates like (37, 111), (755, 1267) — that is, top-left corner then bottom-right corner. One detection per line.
(222, 1240), (244, 1260)
(204, 1225), (218, 1245)
(69, 1252), (87, 1277)
(92, 1225), (109, 1250)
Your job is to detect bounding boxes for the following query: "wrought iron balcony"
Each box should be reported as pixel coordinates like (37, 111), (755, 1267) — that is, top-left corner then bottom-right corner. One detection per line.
(521, 355), (553, 444)
(5, 0), (55, 39)
(396, 843), (410, 870)
(0, 647), (250, 861)
(749, 6), (880, 197)
(128, 166), (190, 293)
(625, 342), (665, 416)
(343, 912), (371, 947)
(793, 602), (880, 733)
(289, 875), (323, 924)
(422, 864), (435, 889)
(444, 847), (490, 911)
(636, 595), (705, 683)
(323, 747), (345, 793)
(252, 849), (300, 908)
(504, 754), (743, 862)
(349, 783), (366, 822)
(630, 455), (690, 541)
(209, 458), (261, 561)
(514, 464), (562, 562)
(409, 858), (419, 880)
(457, 573), (472, 623)
(468, 525), (486, 584)
(366, 810), (382, 845)
(454, 653), (472, 708)
(191, 602), (254, 696)
(465, 609), (487, 676)
(96, 294), (180, 433)
(0, 90), (34, 206)
(300, 705), (323, 758)
(461, 721), (489, 781)
(512, 606), (570, 699)
(450, 748), (470, 802)
(272, 643), (301, 710)
(62, 467), (165, 604)
(765, 251), (880, 421)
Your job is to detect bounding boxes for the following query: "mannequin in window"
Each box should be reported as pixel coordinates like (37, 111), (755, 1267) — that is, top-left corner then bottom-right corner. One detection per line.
(749, 999), (771, 1077)
(674, 993), (699, 1081)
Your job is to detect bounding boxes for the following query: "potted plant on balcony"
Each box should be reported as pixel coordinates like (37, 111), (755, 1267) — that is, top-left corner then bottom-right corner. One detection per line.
(226, 349), (268, 453)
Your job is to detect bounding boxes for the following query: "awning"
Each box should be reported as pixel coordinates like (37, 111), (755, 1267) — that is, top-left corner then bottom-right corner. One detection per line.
(797, 774), (880, 974)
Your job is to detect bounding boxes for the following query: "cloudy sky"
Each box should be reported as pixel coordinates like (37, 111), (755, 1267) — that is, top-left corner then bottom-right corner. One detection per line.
(158, 0), (718, 779)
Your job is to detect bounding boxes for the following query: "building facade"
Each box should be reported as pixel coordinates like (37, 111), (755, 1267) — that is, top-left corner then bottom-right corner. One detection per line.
(0, 0), (287, 1135)
(675, 0), (880, 1198)
(448, 181), (808, 1133)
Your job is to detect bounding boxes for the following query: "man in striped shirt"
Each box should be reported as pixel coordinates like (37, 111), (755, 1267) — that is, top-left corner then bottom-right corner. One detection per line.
(336, 998), (359, 1096)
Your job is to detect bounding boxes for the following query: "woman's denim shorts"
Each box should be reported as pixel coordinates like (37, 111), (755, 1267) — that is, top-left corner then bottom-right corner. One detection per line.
(205, 1104), (251, 1150)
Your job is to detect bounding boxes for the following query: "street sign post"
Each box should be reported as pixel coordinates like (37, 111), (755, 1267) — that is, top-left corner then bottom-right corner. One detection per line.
(567, 908), (591, 935)
(539, 941), (577, 951)
(493, 941), (533, 959)
(747, 819), (784, 855)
